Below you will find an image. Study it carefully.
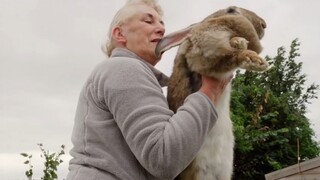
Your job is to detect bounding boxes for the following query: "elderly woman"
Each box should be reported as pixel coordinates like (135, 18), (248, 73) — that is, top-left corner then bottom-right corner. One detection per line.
(66, 0), (230, 180)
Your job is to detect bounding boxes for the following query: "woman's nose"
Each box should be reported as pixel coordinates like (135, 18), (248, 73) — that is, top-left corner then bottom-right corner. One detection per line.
(155, 23), (165, 36)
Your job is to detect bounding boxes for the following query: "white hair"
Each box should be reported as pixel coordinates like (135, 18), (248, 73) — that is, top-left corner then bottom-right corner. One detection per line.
(103, 0), (163, 56)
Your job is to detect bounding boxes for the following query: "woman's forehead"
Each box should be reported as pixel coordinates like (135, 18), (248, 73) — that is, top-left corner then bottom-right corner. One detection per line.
(131, 4), (162, 19)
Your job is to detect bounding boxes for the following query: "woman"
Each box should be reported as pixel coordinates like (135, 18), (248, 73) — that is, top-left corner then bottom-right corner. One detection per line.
(66, 1), (230, 179)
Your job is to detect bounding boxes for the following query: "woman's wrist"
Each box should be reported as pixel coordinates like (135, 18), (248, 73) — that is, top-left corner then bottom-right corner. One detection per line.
(199, 85), (218, 104)
(199, 75), (233, 105)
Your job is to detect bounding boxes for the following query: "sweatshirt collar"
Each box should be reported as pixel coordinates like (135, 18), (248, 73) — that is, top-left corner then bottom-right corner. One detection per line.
(111, 48), (168, 87)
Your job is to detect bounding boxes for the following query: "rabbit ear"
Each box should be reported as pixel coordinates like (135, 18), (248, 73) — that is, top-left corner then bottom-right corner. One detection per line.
(155, 24), (196, 57)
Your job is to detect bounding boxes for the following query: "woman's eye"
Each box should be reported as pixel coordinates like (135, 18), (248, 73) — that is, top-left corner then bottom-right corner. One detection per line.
(144, 20), (152, 24)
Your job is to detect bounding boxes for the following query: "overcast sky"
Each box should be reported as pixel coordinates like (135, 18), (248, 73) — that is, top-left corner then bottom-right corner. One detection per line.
(1, 0), (319, 179)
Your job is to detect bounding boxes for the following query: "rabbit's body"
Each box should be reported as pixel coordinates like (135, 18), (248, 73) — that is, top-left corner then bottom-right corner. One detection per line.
(177, 84), (234, 180)
(156, 6), (269, 180)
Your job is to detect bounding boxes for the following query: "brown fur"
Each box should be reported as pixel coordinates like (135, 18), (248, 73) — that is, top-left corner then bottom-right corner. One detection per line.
(166, 6), (269, 112)
(156, 6), (269, 180)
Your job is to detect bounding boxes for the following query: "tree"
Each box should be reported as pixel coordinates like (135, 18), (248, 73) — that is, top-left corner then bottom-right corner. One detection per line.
(21, 143), (65, 180)
(231, 39), (320, 179)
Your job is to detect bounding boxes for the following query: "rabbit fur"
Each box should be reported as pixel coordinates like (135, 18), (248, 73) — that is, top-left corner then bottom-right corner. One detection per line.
(155, 6), (269, 180)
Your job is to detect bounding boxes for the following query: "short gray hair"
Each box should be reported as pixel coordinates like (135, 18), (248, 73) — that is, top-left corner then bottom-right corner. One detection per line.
(103, 0), (163, 57)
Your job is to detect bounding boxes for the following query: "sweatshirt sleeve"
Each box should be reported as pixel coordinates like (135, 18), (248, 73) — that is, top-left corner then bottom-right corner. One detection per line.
(99, 58), (218, 179)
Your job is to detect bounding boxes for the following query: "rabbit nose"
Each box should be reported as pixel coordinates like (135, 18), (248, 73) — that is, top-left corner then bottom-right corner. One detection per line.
(261, 21), (266, 29)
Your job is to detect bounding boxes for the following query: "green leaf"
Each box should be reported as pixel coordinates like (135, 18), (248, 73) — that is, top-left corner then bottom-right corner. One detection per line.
(231, 39), (320, 179)
(20, 153), (28, 157)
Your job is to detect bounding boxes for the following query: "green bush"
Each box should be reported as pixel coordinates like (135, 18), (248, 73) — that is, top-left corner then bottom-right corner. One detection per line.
(21, 144), (65, 180)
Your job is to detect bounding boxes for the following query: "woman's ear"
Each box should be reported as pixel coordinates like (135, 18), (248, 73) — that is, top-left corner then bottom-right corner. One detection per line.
(112, 26), (126, 44)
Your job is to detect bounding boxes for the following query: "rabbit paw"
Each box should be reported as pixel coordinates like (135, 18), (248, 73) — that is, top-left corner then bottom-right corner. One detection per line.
(230, 37), (248, 50)
(238, 50), (269, 71)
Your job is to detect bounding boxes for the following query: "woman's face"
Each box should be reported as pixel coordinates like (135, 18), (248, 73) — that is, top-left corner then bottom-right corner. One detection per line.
(120, 4), (165, 65)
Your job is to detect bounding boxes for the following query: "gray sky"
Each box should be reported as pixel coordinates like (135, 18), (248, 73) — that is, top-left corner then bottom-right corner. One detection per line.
(1, 0), (319, 179)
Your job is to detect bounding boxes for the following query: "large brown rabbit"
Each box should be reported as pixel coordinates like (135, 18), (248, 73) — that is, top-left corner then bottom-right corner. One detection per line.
(155, 6), (269, 180)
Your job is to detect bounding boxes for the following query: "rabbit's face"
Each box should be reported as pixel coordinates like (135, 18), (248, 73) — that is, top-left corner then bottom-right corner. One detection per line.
(237, 7), (266, 39)
(204, 6), (266, 39)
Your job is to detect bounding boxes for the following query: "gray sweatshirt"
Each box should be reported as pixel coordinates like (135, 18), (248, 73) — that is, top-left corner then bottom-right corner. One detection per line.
(66, 48), (218, 180)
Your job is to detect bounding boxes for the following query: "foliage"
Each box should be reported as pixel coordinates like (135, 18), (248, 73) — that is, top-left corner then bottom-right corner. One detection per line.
(20, 152), (33, 180)
(21, 144), (65, 180)
(231, 39), (320, 179)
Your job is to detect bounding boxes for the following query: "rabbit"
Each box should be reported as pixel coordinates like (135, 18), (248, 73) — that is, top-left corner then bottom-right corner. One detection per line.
(155, 6), (269, 180)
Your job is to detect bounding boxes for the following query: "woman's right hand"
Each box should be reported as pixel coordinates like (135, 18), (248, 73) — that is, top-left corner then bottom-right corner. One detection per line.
(199, 75), (233, 105)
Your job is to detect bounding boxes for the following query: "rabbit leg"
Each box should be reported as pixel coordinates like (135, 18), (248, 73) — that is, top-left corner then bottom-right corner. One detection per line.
(237, 50), (269, 71)
(230, 37), (248, 50)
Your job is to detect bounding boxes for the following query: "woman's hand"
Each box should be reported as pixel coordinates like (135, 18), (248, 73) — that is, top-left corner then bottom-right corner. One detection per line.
(199, 75), (233, 105)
